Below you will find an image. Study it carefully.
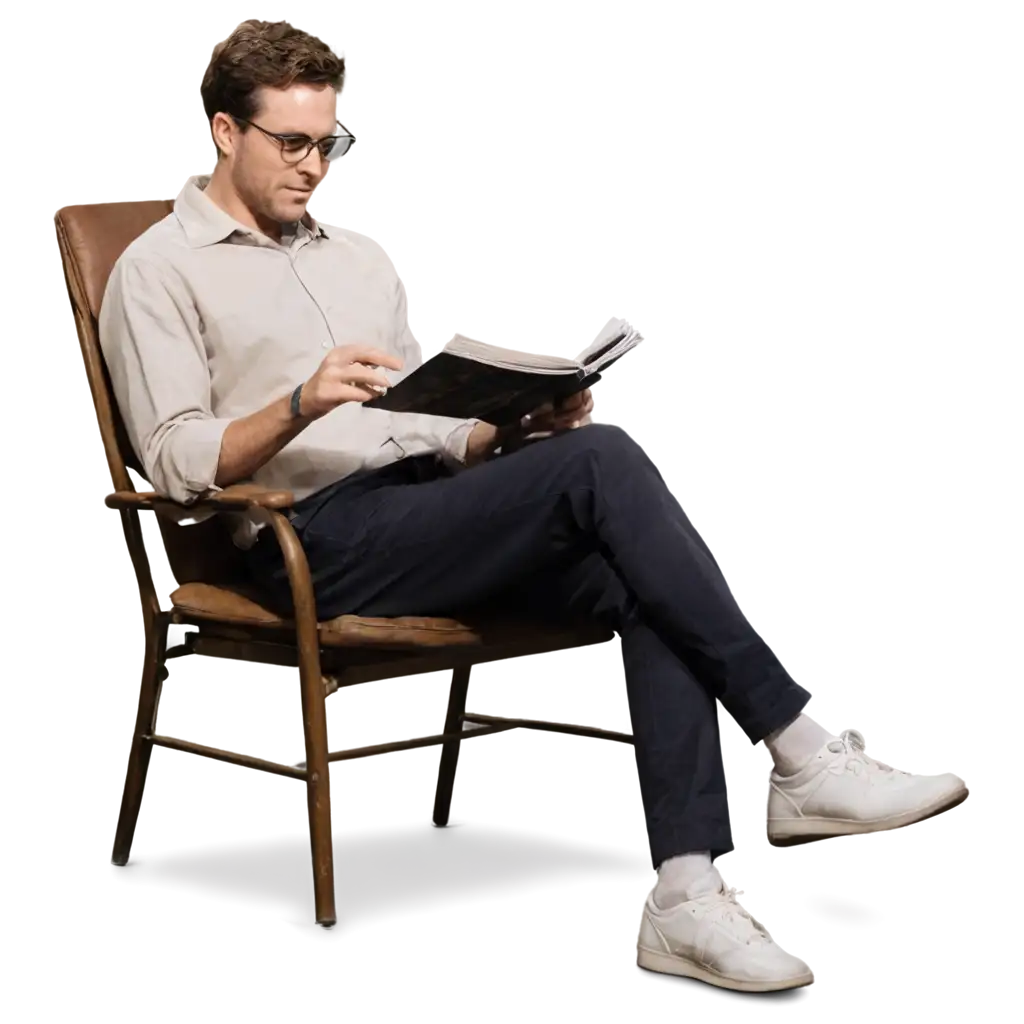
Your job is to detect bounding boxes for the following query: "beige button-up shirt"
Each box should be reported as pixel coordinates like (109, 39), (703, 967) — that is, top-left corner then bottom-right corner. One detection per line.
(98, 174), (478, 548)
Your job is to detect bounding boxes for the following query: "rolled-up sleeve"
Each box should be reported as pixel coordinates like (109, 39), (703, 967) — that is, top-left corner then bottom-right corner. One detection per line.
(98, 255), (232, 504)
(389, 273), (480, 468)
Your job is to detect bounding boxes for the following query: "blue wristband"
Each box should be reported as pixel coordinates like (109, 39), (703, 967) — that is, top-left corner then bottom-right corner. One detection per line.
(290, 383), (304, 419)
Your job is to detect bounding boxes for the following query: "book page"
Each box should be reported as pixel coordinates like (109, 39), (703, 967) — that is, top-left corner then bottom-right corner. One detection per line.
(444, 335), (582, 374)
(443, 317), (643, 375)
(574, 317), (643, 370)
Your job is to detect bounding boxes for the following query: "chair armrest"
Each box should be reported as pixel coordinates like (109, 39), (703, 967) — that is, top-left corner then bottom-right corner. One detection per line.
(105, 483), (296, 512)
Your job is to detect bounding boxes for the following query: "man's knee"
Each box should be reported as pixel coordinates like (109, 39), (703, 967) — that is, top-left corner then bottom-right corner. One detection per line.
(563, 422), (642, 462)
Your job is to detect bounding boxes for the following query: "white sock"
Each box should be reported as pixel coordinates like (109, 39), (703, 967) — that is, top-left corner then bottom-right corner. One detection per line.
(764, 713), (838, 776)
(653, 852), (721, 909)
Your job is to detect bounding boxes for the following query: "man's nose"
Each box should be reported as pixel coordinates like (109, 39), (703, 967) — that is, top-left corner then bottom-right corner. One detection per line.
(297, 146), (327, 180)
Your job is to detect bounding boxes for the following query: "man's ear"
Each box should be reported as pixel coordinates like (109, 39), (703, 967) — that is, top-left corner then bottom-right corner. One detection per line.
(210, 113), (235, 160)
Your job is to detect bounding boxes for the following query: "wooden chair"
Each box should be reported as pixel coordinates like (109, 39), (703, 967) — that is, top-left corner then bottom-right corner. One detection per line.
(54, 199), (629, 926)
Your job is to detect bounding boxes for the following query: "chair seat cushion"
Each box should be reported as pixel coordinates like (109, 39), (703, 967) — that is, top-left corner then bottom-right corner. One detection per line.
(170, 581), (518, 648)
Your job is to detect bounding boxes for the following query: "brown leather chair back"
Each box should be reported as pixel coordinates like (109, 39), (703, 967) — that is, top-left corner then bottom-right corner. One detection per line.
(55, 200), (248, 586)
(54, 198), (169, 491)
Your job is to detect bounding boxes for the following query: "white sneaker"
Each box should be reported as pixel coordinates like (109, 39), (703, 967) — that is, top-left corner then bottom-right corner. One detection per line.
(767, 728), (968, 846)
(636, 875), (814, 993)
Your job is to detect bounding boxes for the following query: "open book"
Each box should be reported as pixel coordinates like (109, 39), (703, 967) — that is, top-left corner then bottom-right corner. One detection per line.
(364, 316), (643, 426)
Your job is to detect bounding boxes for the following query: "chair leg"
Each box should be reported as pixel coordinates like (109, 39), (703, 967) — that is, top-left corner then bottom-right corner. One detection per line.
(433, 665), (472, 827)
(298, 646), (336, 926)
(111, 613), (169, 866)
(268, 512), (336, 926)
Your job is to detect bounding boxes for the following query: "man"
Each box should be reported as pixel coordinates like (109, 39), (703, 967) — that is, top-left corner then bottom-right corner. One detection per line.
(98, 19), (968, 992)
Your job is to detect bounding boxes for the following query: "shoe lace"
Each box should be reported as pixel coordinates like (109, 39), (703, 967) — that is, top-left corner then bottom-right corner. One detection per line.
(699, 887), (771, 946)
(829, 729), (907, 776)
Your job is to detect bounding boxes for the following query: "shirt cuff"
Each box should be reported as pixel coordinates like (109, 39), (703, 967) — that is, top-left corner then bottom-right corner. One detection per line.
(148, 416), (232, 505)
(440, 418), (481, 470)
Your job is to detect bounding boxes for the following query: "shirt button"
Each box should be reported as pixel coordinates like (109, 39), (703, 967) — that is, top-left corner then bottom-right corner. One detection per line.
(321, 342), (330, 349)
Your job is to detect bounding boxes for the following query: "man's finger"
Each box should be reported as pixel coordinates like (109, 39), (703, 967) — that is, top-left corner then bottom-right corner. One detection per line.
(327, 382), (378, 404)
(565, 395), (598, 419)
(333, 364), (392, 390)
(355, 346), (404, 370)
(331, 346), (404, 371)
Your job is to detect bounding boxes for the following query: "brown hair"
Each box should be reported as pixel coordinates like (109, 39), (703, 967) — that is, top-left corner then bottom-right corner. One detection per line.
(200, 19), (345, 157)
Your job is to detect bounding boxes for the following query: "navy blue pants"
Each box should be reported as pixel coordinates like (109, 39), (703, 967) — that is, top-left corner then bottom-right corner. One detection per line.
(243, 424), (811, 868)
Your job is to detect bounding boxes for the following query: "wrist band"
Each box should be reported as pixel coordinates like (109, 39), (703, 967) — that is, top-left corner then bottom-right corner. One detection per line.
(290, 383), (304, 419)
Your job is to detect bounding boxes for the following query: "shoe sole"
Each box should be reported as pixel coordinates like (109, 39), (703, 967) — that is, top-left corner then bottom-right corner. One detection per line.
(767, 785), (969, 847)
(637, 946), (814, 993)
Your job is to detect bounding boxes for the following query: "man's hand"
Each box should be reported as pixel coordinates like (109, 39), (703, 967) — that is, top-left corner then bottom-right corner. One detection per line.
(463, 388), (596, 468)
(215, 345), (403, 488)
(299, 345), (404, 419)
(523, 388), (594, 434)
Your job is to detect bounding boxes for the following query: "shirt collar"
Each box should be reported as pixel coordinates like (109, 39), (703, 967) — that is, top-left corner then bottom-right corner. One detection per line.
(174, 173), (329, 248)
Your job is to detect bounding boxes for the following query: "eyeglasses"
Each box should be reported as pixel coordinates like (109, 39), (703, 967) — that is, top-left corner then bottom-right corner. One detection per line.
(231, 116), (356, 162)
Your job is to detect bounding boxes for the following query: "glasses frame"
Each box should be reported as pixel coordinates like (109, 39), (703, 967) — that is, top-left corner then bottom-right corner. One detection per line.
(230, 116), (356, 162)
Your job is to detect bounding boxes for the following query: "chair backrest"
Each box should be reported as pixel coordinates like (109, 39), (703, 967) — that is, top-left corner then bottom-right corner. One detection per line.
(55, 200), (248, 586)
(54, 198), (169, 491)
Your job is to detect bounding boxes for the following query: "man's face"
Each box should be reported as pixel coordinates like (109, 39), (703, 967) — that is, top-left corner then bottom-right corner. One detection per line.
(221, 82), (337, 227)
